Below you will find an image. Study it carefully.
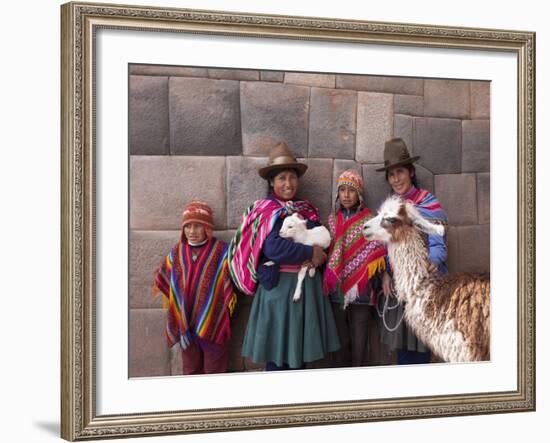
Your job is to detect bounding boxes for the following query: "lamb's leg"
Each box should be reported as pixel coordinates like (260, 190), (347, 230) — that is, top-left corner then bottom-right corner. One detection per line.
(293, 266), (307, 302)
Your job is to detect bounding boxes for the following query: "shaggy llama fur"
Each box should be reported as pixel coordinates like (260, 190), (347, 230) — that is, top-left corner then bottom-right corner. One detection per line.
(363, 196), (490, 362)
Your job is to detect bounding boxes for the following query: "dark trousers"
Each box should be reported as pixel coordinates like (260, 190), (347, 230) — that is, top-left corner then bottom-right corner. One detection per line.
(397, 349), (432, 365)
(330, 303), (371, 367)
(180, 340), (229, 374)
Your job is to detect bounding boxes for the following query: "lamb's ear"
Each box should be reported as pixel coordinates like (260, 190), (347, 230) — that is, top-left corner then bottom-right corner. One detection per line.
(405, 202), (445, 236)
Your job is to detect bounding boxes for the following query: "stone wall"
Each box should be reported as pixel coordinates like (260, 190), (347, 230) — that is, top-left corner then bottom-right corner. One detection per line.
(128, 65), (490, 377)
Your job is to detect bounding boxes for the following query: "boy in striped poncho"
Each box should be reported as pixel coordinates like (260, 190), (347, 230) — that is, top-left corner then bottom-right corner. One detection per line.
(153, 200), (237, 374)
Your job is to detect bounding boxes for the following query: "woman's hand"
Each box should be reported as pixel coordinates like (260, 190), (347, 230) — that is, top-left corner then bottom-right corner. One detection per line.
(382, 271), (394, 298)
(311, 246), (327, 268)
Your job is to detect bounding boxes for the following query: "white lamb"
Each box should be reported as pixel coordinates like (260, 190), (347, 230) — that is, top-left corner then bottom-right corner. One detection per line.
(278, 213), (331, 302)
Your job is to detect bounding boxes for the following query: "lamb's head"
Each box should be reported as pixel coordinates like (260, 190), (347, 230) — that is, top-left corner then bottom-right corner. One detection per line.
(279, 213), (307, 239)
(363, 196), (445, 244)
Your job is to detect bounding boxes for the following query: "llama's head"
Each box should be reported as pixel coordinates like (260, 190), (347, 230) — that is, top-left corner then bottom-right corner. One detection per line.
(363, 196), (445, 244)
(279, 213), (306, 239)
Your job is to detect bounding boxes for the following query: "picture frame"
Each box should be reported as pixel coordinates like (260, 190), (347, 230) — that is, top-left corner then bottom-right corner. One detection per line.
(61, 1), (536, 440)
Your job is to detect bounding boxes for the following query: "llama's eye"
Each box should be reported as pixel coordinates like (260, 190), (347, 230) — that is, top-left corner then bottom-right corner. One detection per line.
(385, 217), (398, 224)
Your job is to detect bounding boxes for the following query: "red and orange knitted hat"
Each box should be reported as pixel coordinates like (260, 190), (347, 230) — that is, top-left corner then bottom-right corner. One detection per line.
(181, 199), (214, 239)
(336, 169), (365, 208)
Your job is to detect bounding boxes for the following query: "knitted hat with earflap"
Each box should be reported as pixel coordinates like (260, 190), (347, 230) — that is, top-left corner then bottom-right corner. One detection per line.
(181, 199), (214, 240)
(335, 169), (365, 210)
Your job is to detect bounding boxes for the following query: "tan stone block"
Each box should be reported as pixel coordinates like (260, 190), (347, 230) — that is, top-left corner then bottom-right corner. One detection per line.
(284, 72), (336, 88)
(129, 309), (171, 377)
(207, 68), (260, 81)
(462, 120), (490, 173)
(356, 92), (394, 163)
(129, 65), (209, 77)
(241, 81), (310, 157)
(260, 71), (284, 82)
(394, 94), (424, 116)
(297, 158), (334, 223)
(130, 156), (226, 230)
(424, 79), (470, 119)
(471, 81), (490, 119)
(455, 225), (490, 273)
(362, 164), (390, 212)
(434, 174), (477, 225)
(393, 114), (414, 154)
(477, 173), (490, 225)
(336, 74), (423, 95)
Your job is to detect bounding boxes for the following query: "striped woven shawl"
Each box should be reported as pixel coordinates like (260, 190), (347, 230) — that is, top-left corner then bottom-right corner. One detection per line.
(153, 238), (236, 349)
(323, 208), (387, 302)
(228, 195), (320, 296)
(402, 186), (448, 224)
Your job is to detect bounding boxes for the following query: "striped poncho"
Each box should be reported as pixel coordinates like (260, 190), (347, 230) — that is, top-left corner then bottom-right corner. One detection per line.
(323, 208), (387, 306)
(402, 186), (448, 224)
(228, 195), (320, 296)
(153, 238), (237, 350)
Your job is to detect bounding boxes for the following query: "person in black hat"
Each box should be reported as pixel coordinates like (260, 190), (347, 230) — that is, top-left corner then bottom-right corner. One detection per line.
(377, 138), (449, 365)
(228, 142), (340, 371)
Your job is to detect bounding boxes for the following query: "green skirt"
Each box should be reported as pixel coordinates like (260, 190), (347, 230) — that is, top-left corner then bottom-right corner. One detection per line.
(241, 272), (341, 369)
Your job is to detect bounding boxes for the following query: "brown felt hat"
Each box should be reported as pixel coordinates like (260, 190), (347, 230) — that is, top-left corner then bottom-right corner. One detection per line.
(258, 142), (308, 179)
(376, 138), (420, 172)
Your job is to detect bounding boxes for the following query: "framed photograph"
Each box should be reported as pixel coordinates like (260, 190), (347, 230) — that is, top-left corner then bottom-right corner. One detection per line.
(61, 1), (535, 440)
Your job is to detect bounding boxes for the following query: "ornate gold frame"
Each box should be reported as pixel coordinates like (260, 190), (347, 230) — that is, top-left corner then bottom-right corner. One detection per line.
(61, 1), (536, 440)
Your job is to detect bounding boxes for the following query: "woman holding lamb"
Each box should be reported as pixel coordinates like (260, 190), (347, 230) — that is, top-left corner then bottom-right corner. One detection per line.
(323, 170), (390, 367)
(377, 138), (449, 365)
(228, 142), (340, 371)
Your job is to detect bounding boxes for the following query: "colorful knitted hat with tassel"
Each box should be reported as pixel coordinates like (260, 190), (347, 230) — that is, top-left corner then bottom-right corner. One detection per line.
(336, 170), (365, 208)
(181, 199), (214, 239)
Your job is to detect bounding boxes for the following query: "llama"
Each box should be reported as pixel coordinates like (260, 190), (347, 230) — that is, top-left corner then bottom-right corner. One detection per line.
(273, 213), (331, 302)
(362, 196), (490, 362)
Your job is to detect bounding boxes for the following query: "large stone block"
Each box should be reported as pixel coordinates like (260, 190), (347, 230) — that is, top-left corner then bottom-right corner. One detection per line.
(130, 230), (180, 309)
(297, 158), (334, 222)
(477, 172), (490, 224)
(213, 230), (237, 245)
(356, 92), (394, 163)
(207, 68), (260, 81)
(129, 308), (171, 377)
(336, 74), (423, 95)
(284, 72), (336, 88)
(240, 82), (310, 156)
(462, 120), (490, 173)
(130, 156), (227, 230)
(169, 77), (242, 155)
(455, 225), (491, 273)
(415, 163), (435, 194)
(226, 156), (270, 228)
(445, 226), (460, 274)
(260, 71), (284, 82)
(424, 79), (470, 119)
(413, 117), (462, 174)
(332, 159), (362, 210)
(393, 114), (414, 154)
(394, 94), (424, 116)
(471, 81), (490, 119)
(129, 65), (209, 77)
(309, 88), (357, 159)
(434, 174), (477, 225)
(129, 75), (170, 155)
(362, 164), (390, 212)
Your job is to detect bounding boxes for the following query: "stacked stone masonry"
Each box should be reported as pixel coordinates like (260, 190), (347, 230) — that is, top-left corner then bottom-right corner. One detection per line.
(129, 65), (490, 377)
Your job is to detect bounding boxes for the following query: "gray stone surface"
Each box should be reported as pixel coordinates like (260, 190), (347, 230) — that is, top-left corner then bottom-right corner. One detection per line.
(226, 156), (270, 228)
(240, 82), (310, 157)
(285, 73), (336, 88)
(130, 156), (226, 230)
(356, 92), (394, 163)
(477, 172), (490, 224)
(434, 174), (478, 225)
(413, 117), (462, 174)
(130, 230), (180, 309)
(336, 75), (423, 95)
(471, 81), (491, 119)
(129, 308), (171, 377)
(393, 114), (414, 154)
(129, 65), (208, 77)
(455, 225), (491, 273)
(445, 226), (460, 274)
(260, 71), (284, 82)
(207, 68), (260, 81)
(424, 79), (470, 119)
(308, 88), (357, 159)
(362, 164), (390, 212)
(415, 163), (435, 194)
(129, 75), (170, 155)
(297, 158), (334, 222)
(462, 120), (490, 173)
(394, 94), (424, 116)
(169, 77), (242, 156)
(332, 159), (362, 209)
(213, 229), (237, 244)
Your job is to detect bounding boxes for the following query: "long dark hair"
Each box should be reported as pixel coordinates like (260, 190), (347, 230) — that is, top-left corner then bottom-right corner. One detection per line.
(385, 163), (419, 188)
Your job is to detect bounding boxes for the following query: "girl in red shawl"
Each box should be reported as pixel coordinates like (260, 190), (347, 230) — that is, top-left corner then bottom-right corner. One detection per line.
(323, 170), (390, 367)
(153, 200), (237, 374)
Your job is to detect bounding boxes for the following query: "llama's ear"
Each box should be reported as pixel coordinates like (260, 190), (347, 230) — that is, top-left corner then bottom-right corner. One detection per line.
(405, 202), (445, 236)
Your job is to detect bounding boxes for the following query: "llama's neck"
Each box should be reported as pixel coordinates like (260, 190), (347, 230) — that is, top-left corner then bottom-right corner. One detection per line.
(388, 230), (431, 304)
